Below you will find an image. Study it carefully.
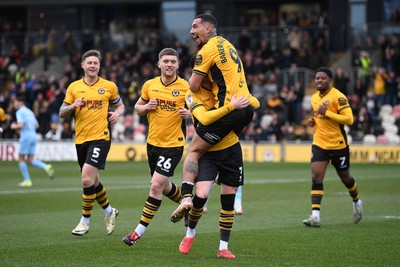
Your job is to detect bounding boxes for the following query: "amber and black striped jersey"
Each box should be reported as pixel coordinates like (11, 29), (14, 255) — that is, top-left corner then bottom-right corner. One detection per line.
(311, 87), (354, 150)
(193, 35), (252, 109)
(141, 76), (189, 147)
(185, 88), (238, 152)
(64, 77), (121, 144)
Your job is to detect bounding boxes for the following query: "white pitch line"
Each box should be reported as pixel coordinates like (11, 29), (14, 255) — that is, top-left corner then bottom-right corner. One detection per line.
(0, 185), (149, 195)
(0, 174), (398, 195)
(0, 178), (308, 195)
(383, 216), (400, 219)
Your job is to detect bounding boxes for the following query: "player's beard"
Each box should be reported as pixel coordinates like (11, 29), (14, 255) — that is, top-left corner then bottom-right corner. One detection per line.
(164, 68), (176, 78)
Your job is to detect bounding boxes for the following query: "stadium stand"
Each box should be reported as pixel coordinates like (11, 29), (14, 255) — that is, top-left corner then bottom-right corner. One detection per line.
(1, 5), (400, 144)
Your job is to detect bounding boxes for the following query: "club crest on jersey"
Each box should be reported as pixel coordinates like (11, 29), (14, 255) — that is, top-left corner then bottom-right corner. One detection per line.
(338, 97), (348, 106)
(98, 88), (105, 95)
(172, 89), (180, 97)
(195, 54), (203, 65)
(323, 100), (329, 106)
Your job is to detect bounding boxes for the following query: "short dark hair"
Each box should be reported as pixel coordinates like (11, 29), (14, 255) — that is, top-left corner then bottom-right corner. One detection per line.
(16, 95), (26, 103)
(196, 13), (217, 28)
(316, 67), (333, 79)
(158, 48), (179, 60)
(82, 49), (101, 62)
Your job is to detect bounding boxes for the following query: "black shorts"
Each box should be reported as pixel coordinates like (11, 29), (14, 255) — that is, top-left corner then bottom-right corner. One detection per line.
(76, 139), (111, 170)
(147, 144), (184, 177)
(311, 144), (350, 171)
(197, 142), (244, 187)
(196, 106), (254, 145)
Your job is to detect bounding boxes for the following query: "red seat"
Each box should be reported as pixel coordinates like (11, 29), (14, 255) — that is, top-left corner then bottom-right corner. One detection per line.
(376, 135), (388, 144)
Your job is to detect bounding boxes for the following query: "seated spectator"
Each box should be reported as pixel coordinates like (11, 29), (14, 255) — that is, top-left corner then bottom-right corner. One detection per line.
(384, 70), (398, 106)
(251, 73), (267, 100)
(287, 27), (301, 51)
(390, 8), (400, 22)
(133, 123), (146, 143)
(265, 73), (278, 100)
(261, 112), (285, 142)
(365, 92), (376, 117)
(265, 92), (284, 114)
(351, 106), (371, 140)
(45, 123), (61, 141)
(60, 121), (74, 140)
(123, 114), (134, 140)
(334, 67), (349, 96)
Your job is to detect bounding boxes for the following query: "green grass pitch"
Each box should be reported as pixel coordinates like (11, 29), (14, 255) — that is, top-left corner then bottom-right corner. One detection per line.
(0, 161), (399, 266)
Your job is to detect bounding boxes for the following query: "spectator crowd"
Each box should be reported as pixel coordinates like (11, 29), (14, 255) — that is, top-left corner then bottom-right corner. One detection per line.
(1, 9), (400, 144)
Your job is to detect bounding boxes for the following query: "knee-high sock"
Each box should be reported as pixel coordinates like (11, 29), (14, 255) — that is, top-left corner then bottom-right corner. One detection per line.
(95, 182), (109, 208)
(138, 196), (161, 232)
(311, 183), (324, 211)
(82, 185), (96, 218)
(31, 159), (47, 170)
(188, 195), (208, 230)
(343, 177), (360, 202)
(19, 162), (30, 181)
(95, 182), (112, 215)
(220, 194), (235, 243)
(164, 182), (181, 203)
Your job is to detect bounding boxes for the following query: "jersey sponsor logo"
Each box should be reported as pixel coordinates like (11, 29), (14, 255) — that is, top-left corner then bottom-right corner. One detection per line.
(158, 99), (177, 111)
(195, 54), (203, 65)
(338, 97), (348, 106)
(85, 99), (103, 110)
(172, 89), (180, 97)
(98, 88), (105, 95)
